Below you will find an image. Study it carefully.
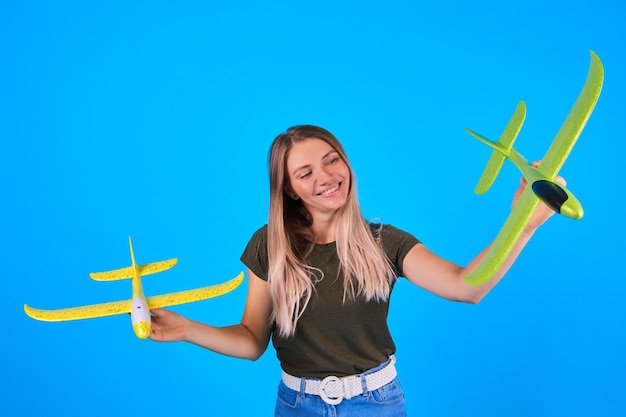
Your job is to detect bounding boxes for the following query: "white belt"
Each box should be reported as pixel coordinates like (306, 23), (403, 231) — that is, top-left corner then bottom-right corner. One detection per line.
(281, 356), (397, 405)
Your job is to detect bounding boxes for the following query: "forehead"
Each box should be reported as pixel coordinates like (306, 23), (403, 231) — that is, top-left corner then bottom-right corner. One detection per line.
(286, 137), (338, 168)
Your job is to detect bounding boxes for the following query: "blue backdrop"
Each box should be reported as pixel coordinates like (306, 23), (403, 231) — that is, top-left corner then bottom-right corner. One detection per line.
(2, 1), (624, 416)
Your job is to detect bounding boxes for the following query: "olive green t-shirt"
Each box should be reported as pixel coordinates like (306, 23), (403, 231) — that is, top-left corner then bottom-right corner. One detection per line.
(240, 223), (420, 378)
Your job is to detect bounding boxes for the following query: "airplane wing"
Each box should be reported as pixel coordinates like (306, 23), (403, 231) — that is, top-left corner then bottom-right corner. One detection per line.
(146, 271), (244, 309)
(473, 100), (526, 195)
(537, 51), (604, 179)
(138, 259), (178, 276)
(89, 267), (136, 281)
(24, 272), (243, 321)
(24, 299), (132, 322)
(464, 187), (541, 285)
(89, 258), (178, 281)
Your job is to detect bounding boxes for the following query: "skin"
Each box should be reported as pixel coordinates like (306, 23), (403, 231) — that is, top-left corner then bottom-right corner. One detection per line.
(149, 140), (559, 360)
(285, 139), (351, 243)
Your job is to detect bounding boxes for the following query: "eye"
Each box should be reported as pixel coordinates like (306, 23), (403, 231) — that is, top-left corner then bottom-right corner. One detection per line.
(298, 171), (311, 180)
(327, 156), (340, 165)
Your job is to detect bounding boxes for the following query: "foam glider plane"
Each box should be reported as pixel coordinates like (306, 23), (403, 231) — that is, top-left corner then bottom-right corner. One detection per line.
(463, 51), (603, 286)
(24, 237), (244, 339)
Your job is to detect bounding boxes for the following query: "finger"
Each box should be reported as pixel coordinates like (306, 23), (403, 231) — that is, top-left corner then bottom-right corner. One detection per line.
(150, 308), (166, 317)
(555, 175), (567, 186)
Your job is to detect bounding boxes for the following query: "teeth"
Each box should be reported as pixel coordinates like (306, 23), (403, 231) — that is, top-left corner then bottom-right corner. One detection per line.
(321, 184), (339, 196)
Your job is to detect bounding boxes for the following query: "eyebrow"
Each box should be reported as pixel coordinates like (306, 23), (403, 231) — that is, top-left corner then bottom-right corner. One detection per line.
(291, 149), (338, 176)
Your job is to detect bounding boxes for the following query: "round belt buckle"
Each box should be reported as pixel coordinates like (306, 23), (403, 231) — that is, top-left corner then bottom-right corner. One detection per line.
(319, 375), (343, 405)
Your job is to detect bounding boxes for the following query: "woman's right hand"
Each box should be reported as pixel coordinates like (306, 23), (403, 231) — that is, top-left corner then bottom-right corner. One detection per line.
(147, 270), (273, 360)
(149, 308), (190, 342)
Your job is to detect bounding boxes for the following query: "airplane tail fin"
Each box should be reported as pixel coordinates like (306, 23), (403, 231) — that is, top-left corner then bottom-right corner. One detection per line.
(466, 101), (526, 194)
(89, 236), (178, 281)
(129, 236), (137, 271)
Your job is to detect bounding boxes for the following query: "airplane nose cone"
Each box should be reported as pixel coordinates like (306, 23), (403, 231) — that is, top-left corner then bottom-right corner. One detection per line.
(531, 180), (583, 220)
(560, 199), (584, 220)
(133, 321), (151, 339)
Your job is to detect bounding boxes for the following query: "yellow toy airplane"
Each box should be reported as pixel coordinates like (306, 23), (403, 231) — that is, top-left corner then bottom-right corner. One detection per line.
(24, 237), (244, 339)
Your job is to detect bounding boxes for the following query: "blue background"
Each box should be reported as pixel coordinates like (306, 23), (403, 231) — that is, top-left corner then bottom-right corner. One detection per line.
(2, 1), (624, 416)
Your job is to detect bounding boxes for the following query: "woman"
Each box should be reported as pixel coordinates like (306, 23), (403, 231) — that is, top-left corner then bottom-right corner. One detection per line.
(149, 125), (558, 416)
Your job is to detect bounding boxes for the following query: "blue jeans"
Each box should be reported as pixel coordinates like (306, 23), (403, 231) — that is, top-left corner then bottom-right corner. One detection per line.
(275, 376), (406, 416)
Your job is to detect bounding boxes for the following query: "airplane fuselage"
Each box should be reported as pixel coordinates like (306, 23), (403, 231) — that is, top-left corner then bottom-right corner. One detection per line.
(507, 148), (583, 220)
(470, 130), (584, 220)
(131, 273), (151, 339)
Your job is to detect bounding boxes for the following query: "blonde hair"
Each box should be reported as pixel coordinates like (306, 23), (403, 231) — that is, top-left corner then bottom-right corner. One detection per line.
(267, 125), (396, 338)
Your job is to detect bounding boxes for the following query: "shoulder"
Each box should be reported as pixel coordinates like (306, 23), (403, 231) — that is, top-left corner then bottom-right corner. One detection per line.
(243, 224), (268, 256)
(249, 224), (268, 243)
(369, 222), (420, 245)
(369, 222), (421, 276)
(240, 225), (269, 281)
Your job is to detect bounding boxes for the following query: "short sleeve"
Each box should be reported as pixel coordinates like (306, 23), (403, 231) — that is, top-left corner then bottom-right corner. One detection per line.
(377, 224), (421, 277)
(240, 225), (270, 281)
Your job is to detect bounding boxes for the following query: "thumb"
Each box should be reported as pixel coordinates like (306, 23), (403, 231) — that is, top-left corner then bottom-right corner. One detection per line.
(150, 308), (167, 317)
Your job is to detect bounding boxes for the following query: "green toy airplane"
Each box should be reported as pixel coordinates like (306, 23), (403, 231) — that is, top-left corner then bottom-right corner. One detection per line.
(464, 51), (603, 286)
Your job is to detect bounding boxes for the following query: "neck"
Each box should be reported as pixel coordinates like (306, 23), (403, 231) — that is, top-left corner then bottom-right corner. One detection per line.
(311, 214), (338, 244)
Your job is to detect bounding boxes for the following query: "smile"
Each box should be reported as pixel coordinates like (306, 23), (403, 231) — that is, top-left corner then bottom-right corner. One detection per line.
(319, 183), (340, 196)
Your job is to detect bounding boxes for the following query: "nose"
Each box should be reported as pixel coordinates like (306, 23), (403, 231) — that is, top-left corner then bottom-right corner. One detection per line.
(133, 321), (151, 339)
(317, 168), (332, 184)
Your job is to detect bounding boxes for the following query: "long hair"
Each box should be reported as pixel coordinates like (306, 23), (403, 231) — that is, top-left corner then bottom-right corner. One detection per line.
(267, 125), (396, 338)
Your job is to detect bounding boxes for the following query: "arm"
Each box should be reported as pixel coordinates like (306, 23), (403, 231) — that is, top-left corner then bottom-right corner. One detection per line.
(149, 269), (273, 361)
(403, 170), (560, 303)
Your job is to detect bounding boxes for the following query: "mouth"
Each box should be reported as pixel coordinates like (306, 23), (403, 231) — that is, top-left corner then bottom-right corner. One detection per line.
(318, 183), (341, 197)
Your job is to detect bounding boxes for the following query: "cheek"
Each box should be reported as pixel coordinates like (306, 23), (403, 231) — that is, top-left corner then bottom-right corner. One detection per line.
(288, 182), (306, 198)
(341, 167), (352, 184)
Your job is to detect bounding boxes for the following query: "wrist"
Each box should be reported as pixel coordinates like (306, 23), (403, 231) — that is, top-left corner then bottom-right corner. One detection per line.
(181, 317), (196, 342)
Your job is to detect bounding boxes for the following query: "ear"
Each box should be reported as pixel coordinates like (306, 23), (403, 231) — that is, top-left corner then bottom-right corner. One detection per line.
(284, 185), (299, 200)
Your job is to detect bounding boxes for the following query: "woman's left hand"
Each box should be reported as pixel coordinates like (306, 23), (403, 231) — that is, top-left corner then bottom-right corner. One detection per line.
(512, 161), (564, 232)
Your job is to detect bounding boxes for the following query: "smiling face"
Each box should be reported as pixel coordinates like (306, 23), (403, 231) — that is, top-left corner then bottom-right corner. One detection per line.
(285, 137), (351, 220)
